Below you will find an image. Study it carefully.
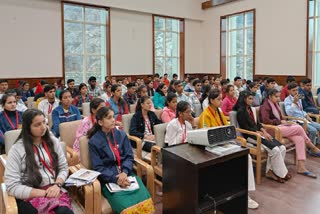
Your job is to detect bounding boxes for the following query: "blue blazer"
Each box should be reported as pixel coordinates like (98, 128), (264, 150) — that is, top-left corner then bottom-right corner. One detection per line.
(89, 129), (134, 184)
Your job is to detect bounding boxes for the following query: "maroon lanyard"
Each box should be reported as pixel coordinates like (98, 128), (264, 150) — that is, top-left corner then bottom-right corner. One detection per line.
(33, 141), (54, 176)
(108, 129), (121, 172)
(4, 111), (18, 129)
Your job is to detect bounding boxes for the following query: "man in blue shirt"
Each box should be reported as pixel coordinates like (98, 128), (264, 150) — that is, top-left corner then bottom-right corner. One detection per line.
(298, 78), (319, 114)
(284, 82), (320, 147)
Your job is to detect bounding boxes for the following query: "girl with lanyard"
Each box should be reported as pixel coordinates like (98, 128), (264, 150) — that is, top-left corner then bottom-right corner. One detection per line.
(198, 89), (259, 210)
(73, 98), (105, 158)
(87, 106), (154, 213)
(106, 84), (129, 129)
(72, 83), (92, 108)
(5, 109), (72, 214)
(165, 101), (193, 146)
(0, 94), (23, 151)
(129, 96), (162, 153)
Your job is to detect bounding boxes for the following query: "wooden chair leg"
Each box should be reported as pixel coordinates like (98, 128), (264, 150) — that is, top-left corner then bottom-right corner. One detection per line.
(256, 156), (262, 185)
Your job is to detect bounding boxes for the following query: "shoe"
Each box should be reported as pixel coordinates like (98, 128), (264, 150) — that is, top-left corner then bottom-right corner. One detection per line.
(248, 196), (259, 209)
(297, 171), (317, 179)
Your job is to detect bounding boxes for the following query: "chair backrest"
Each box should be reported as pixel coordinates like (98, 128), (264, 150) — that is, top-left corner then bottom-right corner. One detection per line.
(279, 102), (287, 116)
(79, 136), (91, 169)
(27, 97), (34, 109)
(154, 109), (163, 119)
(48, 113), (53, 130)
(193, 117), (200, 129)
(59, 120), (82, 148)
(4, 129), (21, 154)
(122, 113), (134, 134)
(31, 101), (37, 109)
(193, 104), (202, 117)
(129, 103), (137, 113)
(154, 123), (169, 148)
(82, 102), (90, 117)
(229, 111), (239, 128)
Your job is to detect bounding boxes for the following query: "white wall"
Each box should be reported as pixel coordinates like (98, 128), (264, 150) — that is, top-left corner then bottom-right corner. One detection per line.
(202, 0), (307, 76)
(67, 0), (204, 21)
(0, 0), (62, 78)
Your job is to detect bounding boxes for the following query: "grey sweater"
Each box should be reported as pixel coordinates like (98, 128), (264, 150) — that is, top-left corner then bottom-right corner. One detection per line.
(5, 136), (68, 199)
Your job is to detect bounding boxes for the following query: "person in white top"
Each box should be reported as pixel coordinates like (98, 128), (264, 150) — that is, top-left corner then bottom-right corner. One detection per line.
(38, 85), (59, 122)
(233, 76), (243, 98)
(165, 101), (194, 146)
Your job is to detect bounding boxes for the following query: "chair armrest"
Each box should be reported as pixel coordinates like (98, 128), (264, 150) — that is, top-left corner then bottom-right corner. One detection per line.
(127, 135), (143, 159)
(261, 124), (282, 140)
(0, 155), (7, 183)
(282, 116), (308, 131)
(134, 157), (155, 201)
(66, 146), (79, 166)
(1, 183), (18, 214)
(308, 113), (320, 123)
(151, 146), (161, 169)
(236, 128), (263, 154)
(69, 165), (96, 214)
(236, 136), (247, 147)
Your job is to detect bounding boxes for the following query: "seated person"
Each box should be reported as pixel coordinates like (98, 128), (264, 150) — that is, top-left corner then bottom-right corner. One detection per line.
(153, 83), (168, 109)
(38, 85), (60, 121)
(198, 89), (259, 210)
(0, 94), (23, 151)
(21, 81), (35, 104)
(5, 109), (73, 214)
(284, 82), (320, 145)
(165, 101), (193, 146)
(106, 84), (129, 128)
(5, 89), (27, 113)
(72, 83), (93, 108)
(123, 82), (137, 109)
(87, 106), (154, 213)
(66, 79), (79, 98)
(188, 80), (202, 117)
(247, 82), (262, 107)
(161, 93), (177, 123)
(51, 90), (81, 138)
(299, 78), (319, 114)
(260, 89), (319, 178)
(221, 85), (237, 116)
(129, 96), (162, 153)
(0, 79), (9, 102)
(233, 90), (292, 182)
(73, 98), (105, 158)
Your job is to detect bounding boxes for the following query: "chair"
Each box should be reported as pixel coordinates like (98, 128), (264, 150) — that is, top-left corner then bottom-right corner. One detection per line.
(0, 131), (95, 214)
(122, 113), (143, 160)
(79, 136), (155, 214)
(279, 102), (308, 130)
(229, 111), (267, 184)
(59, 120), (82, 166)
(82, 102), (90, 117)
(27, 97), (34, 109)
(31, 101), (37, 109)
(151, 123), (169, 196)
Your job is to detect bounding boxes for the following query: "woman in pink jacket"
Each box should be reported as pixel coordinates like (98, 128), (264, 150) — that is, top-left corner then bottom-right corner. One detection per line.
(221, 85), (237, 116)
(161, 92), (177, 123)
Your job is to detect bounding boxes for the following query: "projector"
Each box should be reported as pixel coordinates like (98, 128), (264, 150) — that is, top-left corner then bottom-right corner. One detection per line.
(187, 125), (237, 147)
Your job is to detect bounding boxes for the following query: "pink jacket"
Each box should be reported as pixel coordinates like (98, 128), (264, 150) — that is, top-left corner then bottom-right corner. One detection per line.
(161, 107), (176, 123)
(221, 96), (237, 116)
(73, 116), (93, 159)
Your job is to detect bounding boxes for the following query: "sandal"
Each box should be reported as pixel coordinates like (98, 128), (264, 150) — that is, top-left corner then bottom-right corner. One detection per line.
(284, 173), (292, 181)
(297, 171), (317, 179)
(266, 170), (285, 183)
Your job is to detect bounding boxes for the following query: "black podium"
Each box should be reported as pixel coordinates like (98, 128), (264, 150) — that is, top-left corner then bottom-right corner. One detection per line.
(162, 143), (249, 214)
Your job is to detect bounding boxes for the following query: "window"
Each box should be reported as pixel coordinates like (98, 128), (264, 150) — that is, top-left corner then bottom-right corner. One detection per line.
(307, 0), (320, 86)
(220, 10), (255, 80)
(153, 15), (184, 79)
(63, 3), (109, 84)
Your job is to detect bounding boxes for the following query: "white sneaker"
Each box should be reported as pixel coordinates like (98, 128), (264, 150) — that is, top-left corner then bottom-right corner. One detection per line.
(248, 196), (259, 209)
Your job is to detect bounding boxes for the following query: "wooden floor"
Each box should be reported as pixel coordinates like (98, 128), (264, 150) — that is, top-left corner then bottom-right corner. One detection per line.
(154, 152), (320, 214)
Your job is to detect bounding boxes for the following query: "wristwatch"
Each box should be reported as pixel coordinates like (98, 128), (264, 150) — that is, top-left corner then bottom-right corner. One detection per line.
(54, 182), (63, 188)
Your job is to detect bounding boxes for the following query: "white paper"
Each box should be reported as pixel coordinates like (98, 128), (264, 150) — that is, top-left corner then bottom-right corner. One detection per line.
(105, 176), (139, 193)
(69, 169), (101, 182)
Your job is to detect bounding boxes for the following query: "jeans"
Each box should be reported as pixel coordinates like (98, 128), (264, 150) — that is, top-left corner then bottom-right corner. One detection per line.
(307, 121), (320, 144)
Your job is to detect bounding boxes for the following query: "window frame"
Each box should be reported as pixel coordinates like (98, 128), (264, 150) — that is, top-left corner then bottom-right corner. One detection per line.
(62, 1), (111, 84)
(220, 9), (256, 80)
(152, 15), (185, 79)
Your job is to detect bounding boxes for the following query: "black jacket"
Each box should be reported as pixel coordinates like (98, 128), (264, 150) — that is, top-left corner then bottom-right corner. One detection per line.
(129, 110), (162, 139)
(237, 107), (262, 139)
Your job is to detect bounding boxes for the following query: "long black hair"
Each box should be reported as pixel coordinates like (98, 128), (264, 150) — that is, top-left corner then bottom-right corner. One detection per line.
(136, 96), (151, 112)
(156, 83), (166, 96)
(200, 85), (211, 105)
(207, 89), (226, 125)
(165, 92), (177, 107)
(233, 90), (253, 111)
(87, 106), (114, 139)
(17, 109), (59, 187)
(111, 84), (125, 107)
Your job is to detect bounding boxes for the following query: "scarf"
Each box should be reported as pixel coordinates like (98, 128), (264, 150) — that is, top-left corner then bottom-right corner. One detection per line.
(267, 99), (281, 120)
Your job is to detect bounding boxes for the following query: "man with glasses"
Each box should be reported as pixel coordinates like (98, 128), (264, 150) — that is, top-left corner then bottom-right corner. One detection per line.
(299, 78), (319, 114)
